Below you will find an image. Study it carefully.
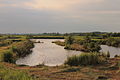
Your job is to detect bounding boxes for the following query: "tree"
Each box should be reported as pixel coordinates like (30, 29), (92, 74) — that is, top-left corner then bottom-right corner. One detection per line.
(84, 36), (91, 43)
(26, 35), (33, 39)
(65, 35), (74, 45)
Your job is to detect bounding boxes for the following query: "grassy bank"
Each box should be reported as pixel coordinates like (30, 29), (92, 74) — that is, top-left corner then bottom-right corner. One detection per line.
(0, 39), (34, 63)
(12, 39), (34, 58)
(53, 36), (101, 52)
(0, 63), (36, 80)
(0, 34), (120, 80)
(52, 41), (65, 46)
(65, 52), (107, 66)
(0, 57), (120, 80)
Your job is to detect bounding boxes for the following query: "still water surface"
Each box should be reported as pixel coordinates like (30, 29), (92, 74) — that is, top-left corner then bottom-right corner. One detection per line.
(16, 39), (120, 66)
(16, 39), (81, 66)
(100, 45), (120, 58)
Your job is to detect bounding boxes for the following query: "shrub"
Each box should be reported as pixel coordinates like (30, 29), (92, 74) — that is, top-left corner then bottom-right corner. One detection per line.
(65, 35), (74, 45)
(105, 38), (120, 47)
(2, 50), (15, 63)
(12, 40), (34, 57)
(114, 55), (119, 58)
(106, 51), (110, 58)
(83, 42), (101, 52)
(84, 36), (91, 43)
(64, 36), (101, 52)
(64, 43), (84, 51)
(65, 52), (107, 66)
(0, 40), (13, 47)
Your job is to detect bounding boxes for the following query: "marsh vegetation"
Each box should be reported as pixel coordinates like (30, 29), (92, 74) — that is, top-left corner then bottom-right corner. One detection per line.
(0, 32), (120, 80)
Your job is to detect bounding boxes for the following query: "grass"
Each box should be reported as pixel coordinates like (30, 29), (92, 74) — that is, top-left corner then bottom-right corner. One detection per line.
(61, 67), (80, 72)
(0, 47), (11, 62)
(12, 39), (34, 57)
(0, 35), (120, 80)
(0, 39), (34, 63)
(65, 52), (107, 66)
(1, 50), (15, 63)
(0, 64), (35, 80)
(64, 43), (85, 51)
(33, 36), (64, 39)
(73, 36), (85, 40)
(52, 41), (65, 46)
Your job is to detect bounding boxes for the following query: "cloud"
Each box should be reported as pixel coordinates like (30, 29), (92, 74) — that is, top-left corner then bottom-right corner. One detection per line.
(0, 0), (120, 33)
(22, 0), (104, 10)
(78, 11), (120, 14)
(0, 4), (18, 7)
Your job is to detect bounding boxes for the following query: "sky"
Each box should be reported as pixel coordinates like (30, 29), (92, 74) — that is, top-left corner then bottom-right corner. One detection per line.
(0, 0), (120, 33)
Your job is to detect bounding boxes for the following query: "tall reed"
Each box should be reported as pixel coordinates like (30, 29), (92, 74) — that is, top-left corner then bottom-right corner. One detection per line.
(65, 52), (106, 66)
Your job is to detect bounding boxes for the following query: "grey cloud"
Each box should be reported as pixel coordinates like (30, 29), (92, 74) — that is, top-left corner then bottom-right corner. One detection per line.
(0, 0), (120, 33)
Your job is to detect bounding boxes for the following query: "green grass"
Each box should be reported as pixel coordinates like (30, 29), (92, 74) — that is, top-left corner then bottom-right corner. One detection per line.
(0, 39), (34, 63)
(73, 36), (85, 40)
(33, 36), (64, 39)
(65, 52), (107, 66)
(1, 50), (15, 63)
(0, 49), (12, 62)
(0, 64), (35, 80)
(52, 41), (65, 46)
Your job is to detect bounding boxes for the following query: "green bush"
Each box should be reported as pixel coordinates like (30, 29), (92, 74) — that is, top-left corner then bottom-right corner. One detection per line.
(64, 36), (101, 52)
(0, 40), (34, 63)
(2, 50), (15, 63)
(12, 40), (34, 57)
(83, 42), (101, 52)
(65, 52), (107, 66)
(0, 40), (13, 47)
(65, 35), (74, 45)
(105, 38), (120, 47)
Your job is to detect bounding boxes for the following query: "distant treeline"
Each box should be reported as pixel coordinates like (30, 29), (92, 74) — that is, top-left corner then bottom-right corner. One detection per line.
(1, 32), (120, 37)
(33, 36), (64, 39)
(0, 32), (120, 40)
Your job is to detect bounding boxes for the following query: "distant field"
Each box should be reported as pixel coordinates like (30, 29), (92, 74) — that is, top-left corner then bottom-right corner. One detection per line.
(33, 36), (65, 39)
(73, 36), (85, 40)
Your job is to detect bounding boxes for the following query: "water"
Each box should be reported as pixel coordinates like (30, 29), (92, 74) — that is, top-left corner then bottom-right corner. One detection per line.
(100, 45), (120, 58)
(16, 39), (82, 66)
(16, 39), (120, 66)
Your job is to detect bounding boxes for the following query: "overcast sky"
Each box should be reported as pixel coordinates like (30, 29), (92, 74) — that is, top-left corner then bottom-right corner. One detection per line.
(0, 0), (120, 33)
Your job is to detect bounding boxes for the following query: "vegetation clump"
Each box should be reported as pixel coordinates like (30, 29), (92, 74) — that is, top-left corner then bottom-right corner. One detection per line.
(52, 41), (65, 46)
(0, 39), (34, 63)
(114, 54), (120, 58)
(65, 52), (107, 66)
(64, 36), (101, 52)
(12, 40), (34, 57)
(1, 50), (15, 63)
(105, 38), (120, 47)
(0, 64), (35, 80)
(97, 38), (120, 48)
(0, 40), (13, 47)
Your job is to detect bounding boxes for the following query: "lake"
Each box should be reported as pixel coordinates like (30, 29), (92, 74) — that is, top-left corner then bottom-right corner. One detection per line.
(16, 39), (120, 66)
(100, 45), (120, 58)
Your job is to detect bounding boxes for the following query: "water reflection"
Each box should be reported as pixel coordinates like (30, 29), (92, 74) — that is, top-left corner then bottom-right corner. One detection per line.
(100, 45), (120, 58)
(16, 39), (81, 66)
(16, 39), (120, 66)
